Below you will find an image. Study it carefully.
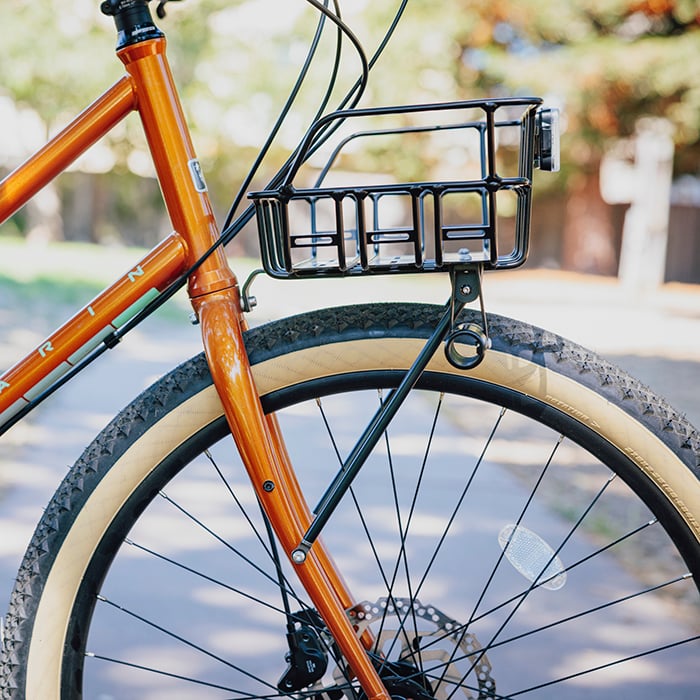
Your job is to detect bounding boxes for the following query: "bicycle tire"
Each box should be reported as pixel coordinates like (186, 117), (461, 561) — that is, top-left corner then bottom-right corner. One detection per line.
(2, 302), (699, 699)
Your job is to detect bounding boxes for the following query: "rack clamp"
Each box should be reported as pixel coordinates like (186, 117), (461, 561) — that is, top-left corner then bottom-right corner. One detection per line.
(444, 265), (491, 370)
(240, 268), (265, 312)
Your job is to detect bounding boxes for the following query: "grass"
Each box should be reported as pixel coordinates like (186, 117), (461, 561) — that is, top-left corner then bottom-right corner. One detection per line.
(0, 235), (150, 280)
(0, 273), (106, 309)
(0, 236), (191, 323)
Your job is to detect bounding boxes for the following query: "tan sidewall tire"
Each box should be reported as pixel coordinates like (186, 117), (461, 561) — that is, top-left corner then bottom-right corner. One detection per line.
(15, 305), (700, 698)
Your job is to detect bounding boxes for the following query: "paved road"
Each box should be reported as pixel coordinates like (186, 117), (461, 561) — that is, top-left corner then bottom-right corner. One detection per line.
(1, 269), (699, 697)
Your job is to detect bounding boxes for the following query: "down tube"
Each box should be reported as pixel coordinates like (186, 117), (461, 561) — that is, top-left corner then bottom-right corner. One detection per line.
(0, 233), (188, 429)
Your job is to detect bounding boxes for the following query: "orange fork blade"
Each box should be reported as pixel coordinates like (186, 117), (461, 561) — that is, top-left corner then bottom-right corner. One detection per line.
(193, 289), (390, 700)
(264, 411), (377, 653)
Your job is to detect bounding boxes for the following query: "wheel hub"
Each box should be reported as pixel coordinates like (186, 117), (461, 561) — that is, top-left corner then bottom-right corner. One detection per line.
(363, 657), (436, 700)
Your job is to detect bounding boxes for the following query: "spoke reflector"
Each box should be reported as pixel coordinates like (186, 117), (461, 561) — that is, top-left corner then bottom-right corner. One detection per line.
(498, 524), (567, 591)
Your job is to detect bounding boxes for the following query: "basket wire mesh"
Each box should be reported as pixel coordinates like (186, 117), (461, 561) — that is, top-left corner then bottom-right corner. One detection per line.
(250, 97), (546, 278)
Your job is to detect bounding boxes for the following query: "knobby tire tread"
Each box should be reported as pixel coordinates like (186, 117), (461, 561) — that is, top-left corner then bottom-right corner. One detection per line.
(1, 302), (699, 697)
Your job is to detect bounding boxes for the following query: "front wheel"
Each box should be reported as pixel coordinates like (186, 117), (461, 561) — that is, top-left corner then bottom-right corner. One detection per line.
(2, 303), (699, 699)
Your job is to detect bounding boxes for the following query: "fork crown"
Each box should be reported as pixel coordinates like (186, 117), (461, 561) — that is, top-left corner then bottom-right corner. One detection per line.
(101, 0), (164, 50)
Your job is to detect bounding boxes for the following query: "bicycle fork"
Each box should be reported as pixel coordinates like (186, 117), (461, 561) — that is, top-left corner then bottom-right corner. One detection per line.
(191, 266), (485, 699)
(190, 283), (390, 700)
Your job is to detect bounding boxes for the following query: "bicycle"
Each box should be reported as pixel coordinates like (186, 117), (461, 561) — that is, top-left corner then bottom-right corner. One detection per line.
(1, 0), (698, 698)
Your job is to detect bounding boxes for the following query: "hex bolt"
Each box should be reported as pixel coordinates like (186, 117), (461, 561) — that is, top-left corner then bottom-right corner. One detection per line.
(461, 285), (472, 296)
(262, 480), (275, 492)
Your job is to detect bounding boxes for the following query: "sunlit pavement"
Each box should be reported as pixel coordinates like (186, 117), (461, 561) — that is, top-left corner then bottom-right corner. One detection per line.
(1, 269), (699, 696)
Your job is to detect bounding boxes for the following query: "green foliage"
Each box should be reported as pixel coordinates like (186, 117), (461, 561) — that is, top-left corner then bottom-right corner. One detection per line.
(0, 1), (121, 125)
(0, 0), (698, 245)
(448, 0), (700, 170)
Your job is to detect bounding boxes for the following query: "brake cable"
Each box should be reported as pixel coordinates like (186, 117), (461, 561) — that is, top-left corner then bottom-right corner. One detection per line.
(0, 1), (408, 435)
(155, 0), (181, 19)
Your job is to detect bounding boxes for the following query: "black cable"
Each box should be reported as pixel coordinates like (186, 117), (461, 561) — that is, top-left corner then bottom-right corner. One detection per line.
(221, 1), (339, 232)
(221, 0), (371, 234)
(0, 2), (409, 436)
(218, 0), (408, 247)
(176, 1), (371, 286)
(301, 0), (408, 162)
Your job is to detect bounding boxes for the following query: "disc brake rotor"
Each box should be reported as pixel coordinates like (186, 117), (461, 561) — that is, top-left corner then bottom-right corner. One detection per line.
(338, 597), (496, 700)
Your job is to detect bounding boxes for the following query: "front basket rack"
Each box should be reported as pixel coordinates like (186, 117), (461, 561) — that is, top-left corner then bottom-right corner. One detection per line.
(249, 97), (558, 279)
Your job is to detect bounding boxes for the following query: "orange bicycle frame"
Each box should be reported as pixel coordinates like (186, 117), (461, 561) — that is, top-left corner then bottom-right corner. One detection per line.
(0, 15), (388, 700)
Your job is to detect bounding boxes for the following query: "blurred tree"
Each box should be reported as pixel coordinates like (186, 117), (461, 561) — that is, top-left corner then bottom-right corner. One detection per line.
(0, 1), (119, 124)
(1, 0), (698, 270)
(447, 0), (700, 273)
(0, 0), (402, 243)
(0, 0), (120, 240)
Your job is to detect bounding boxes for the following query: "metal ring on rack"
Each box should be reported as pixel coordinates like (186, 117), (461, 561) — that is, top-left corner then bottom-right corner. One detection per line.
(444, 323), (491, 370)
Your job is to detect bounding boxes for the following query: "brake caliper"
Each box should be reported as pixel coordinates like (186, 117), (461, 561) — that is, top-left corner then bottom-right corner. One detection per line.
(278, 612), (329, 693)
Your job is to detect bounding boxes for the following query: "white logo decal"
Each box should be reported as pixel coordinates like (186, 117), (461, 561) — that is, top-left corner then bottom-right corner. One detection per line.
(128, 266), (144, 283)
(38, 341), (54, 358)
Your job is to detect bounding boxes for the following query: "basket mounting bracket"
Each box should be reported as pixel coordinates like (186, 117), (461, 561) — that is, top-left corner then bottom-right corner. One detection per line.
(290, 267), (493, 564)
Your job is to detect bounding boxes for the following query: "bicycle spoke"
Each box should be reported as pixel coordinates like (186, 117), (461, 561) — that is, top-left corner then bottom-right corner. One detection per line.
(88, 650), (341, 700)
(204, 448), (276, 560)
(419, 514), (663, 659)
(467, 434), (563, 624)
(467, 487), (655, 629)
(317, 395), (388, 567)
(430, 428), (563, 692)
(492, 573), (694, 651)
(412, 405), (506, 600)
(415, 573), (694, 684)
(507, 634), (700, 697)
(374, 389), (426, 673)
(122, 538), (298, 616)
(157, 489), (283, 589)
(93, 595), (279, 691)
(84, 653), (245, 695)
(85, 652), (352, 700)
(204, 447), (310, 624)
(315, 395), (408, 618)
(443, 472), (620, 700)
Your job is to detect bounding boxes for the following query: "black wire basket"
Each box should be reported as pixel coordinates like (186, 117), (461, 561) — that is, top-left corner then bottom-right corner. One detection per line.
(249, 98), (558, 278)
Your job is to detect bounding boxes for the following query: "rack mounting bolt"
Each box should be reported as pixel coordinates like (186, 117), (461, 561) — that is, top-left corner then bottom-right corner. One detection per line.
(292, 549), (307, 564)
